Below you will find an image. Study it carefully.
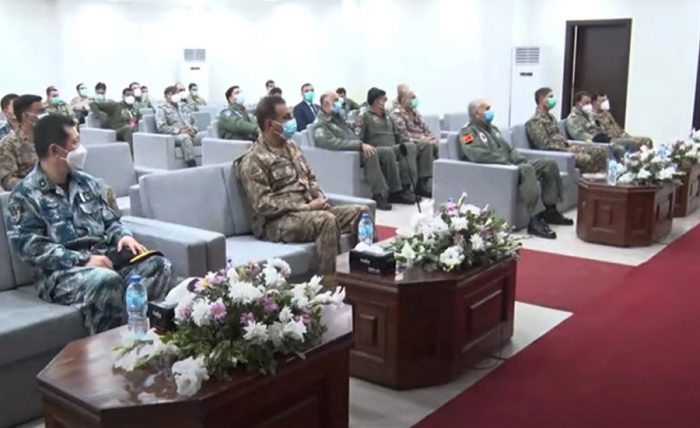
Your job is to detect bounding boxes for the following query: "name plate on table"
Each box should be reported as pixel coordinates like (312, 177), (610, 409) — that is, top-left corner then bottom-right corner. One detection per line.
(148, 300), (177, 334)
(349, 249), (396, 275)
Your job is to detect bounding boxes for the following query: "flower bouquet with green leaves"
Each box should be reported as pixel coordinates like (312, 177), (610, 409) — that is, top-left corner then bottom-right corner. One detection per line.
(617, 145), (681, 186)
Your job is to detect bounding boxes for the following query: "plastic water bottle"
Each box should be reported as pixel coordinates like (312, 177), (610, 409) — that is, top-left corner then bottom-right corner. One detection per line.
(126, 274), (149, 338)
(606, 154), (618, 186)
(358, 212), (374, 245)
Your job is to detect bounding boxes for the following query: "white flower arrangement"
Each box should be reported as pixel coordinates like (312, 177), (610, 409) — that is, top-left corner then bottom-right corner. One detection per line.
(616, 145), (681, 186)
(112, 259), (344, 397)
(666, 139), (700, 170)
(390, 194), (520, 272)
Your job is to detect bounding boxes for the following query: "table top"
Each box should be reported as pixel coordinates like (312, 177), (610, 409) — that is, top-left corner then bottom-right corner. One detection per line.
(37, 324), (352, 412)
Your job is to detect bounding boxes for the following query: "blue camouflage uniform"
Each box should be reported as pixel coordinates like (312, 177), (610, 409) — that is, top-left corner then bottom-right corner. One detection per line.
(5, 164), (173, 334)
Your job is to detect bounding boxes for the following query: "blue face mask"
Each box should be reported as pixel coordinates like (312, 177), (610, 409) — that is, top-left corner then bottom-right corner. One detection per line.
(484, 110), (494, 124)
(280, 119), (297, 139)
(332, 100), (343, 114)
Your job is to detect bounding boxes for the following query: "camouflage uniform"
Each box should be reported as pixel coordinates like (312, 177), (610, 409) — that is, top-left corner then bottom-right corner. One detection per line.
(43, 101), (77, 124)
(460, 122), (563, 216)
(134, 98), (154, 111)
(566, 107), (645, 158)
(390, 105), (440, 145)
(341, 97), (361, 114)
(526, 109), (607, 173)
(1, 113), (18, 140)
(313, 110), (400, 197)
(5, 165), (173, 334)
(185, 95), (206, 112)
(593, 109), (653, 149)
(0, 129), (37, 191)
(90, 101), (141, 151)
(218, 103), (259, 141)
(70, 96), (92, 124)
(235, 136), (369, 275)
(354, 109), (434, 188)
(155, 103), (204, 163)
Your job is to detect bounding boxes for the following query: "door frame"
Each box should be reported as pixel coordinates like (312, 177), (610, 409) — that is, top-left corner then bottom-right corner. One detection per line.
(561, 18), (633, 120)
(693, 40), (700, 131)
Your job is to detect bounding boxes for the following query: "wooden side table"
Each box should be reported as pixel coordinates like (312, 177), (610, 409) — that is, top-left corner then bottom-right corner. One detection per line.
(674, 164), (700, 217)
(337, 256), (517, 390)
(576, 179), (675, 247)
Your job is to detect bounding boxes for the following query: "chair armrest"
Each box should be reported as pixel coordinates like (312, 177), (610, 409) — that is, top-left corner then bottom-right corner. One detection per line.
(326, 193), (377, 220)
(133, 132), (178, 170)
(81, 128), (117, 145)
(122, 216), (226, 278)
(516, 148), (576, 177)
(438, 138), (449, 159)
(134, 168), (152, 179)
(301, 146), (364, 197)
(128, 184), (142, 217)
(433, 159), (519, 225)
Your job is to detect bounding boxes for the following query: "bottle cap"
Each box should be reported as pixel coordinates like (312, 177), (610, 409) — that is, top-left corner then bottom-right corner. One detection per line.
(129, 274), (142, 283)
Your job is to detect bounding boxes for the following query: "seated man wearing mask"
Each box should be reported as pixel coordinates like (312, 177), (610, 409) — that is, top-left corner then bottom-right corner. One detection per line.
(313, 91), (397, 210)
(184, 82), (206, 111)
(390, 84), (439, 197)
(130, 81), (154, 110)
(592, 91), (652, 150)
(526, 87), (607, 173)
(156, 85), (203, 167)
(5, 115), (173, 335)
(336, 87), (361, 114)
(43, 86), (77, 124)
(218, 85), (258, 141)
(293, 83), (320, 131)
(461, 99), (572, 239)
(0, 95), (43, 190)
(94, 82), (108, 102)
(0, 93), (19, 140)
(90, 87), (142, 153)
(566, 91), (646, 158)
(70, 83), (91, 125)
(235, 95), (370, 278)
(355, 87), (428, 203)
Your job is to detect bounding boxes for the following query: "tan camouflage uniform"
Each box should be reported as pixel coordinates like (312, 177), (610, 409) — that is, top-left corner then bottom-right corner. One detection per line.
(185, 95), (207, 112)
(566, 107), (645, 158)
(155, 102), (204, 163)
(526, 109), (607, 173)
(43, 101), (78, 125)
(0, 130), (37, 191)
(593, 109), (653, 149)
(235, 136), (369, 275)
(390, 105), (440, 145)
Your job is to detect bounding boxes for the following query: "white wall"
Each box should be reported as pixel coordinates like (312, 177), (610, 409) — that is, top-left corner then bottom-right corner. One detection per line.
(518, 0), (700, 143)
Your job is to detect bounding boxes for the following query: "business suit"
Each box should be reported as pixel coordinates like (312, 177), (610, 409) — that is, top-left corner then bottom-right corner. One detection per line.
(293, 101), (321, 131)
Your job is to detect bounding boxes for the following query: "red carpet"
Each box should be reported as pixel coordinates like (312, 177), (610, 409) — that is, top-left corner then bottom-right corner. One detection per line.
(416, 225), (700, 428)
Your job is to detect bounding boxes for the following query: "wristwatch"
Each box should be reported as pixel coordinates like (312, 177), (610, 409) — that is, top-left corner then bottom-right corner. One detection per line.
(76, 251), (91, 266)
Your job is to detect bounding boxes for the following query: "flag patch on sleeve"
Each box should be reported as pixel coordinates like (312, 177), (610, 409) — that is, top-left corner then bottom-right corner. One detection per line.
(462, 133), (474, 144)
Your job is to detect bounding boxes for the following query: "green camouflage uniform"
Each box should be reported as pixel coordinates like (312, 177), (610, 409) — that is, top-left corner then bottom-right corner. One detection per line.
(526, 109), (607, 173)
(185, 95), (206, 112)
(155, 103), (204, 163)
(235, 136), (369, 275)
(43, 101), (77, 124)
(134, 97), (154, 111)
(593, 109), (653, 149)
(5, 165), (173, 334)
(566, 106), (643, 158)
(354, 109), (434, 187)
(313, 110), (400, 197)
(342, 97), (361, 114)
(218, 103), (259, 141)
(90, 101), (141, 150)
(460, 122), (563, 216)
(0, 129), (37, 191)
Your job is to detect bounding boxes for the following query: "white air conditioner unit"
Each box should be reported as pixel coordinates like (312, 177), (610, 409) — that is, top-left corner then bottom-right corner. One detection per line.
(508, 46), (545, 127)
(179, 48), (209, 101)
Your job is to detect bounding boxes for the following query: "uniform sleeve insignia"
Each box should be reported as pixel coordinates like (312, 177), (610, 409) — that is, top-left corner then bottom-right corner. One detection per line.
(479, 132), (488, 143)
(222, 110), (233, 118)
(8, 202), (22, 223)
(462, 133), (474, 144)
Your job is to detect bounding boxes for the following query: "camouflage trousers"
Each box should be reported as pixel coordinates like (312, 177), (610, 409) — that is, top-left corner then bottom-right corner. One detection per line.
(519, 159), (563, 216)
(394, 142), (436, 186)
(364, 147), (402, 197)
(41, 256), (173, 335)
(175, 132), (205, 162)
(116, 125), (136, 155)
(262, 205), (370, 275)
(611, 136), (653, 159)
(568, 144), (608, 173)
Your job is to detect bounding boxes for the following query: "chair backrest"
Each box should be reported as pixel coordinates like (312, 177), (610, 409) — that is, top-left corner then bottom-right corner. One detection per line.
(0, 193), (33, 288)
(139, 108), (154, 116)
(292, 131), (309, 146)
(442, 113), (469, 132)
(138, 165), (236, 236)
(423, 114), (441, 138)
(83, 143), (137, 197)
(209, 119), (220, 138)
(222, 163), (254, 235)
(510, 124), (530, 149)
(202, 138), (252, 166)
(558, 119), (570, 138)
(85, 112), (100, 129)
(139, 114), (157, 133)
(192, 111), (211, 132)
(306, 123), (316, 147)
(445, 132), (461, 160)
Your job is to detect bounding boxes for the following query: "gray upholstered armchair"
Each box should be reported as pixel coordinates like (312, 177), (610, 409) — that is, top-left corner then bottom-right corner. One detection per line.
(132, 114), (204, 171)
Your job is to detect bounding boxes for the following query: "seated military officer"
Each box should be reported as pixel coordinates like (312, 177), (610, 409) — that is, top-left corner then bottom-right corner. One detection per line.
(313, 91), (398, 210)
(355, 87), (430, 202)
(592, 91), (652, 150)
(43, 86), (77, 124)
(0, 94), (44, 191)
(70, 83), (91, 125)
(0, 93), (19, 140)
(461, 99), (572, 239)
(185, 82), (207, 111)
(218, 85), (258, 141)
(90, 87), (142, 152)
(94, 82), (108, 102)
(130, 81), (154, 110)
(155, 86), (203, 168)
(526, 87), (607, 173)
(336, 87), (361, 114)
(235, 95), (370, 278)
(5, 115), (173, 334)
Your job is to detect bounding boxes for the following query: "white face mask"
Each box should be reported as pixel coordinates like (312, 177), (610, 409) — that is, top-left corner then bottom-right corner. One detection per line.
(133, 88), (142, 97)
(235, 92), (246, 105)
(384, 100), (393, 112)
(601, 100), (611, 111)
(170, 93), (181, 103)
(124, 95), (135, 105)
(582, 104), (594, 114)
(61, 145), (88, 172)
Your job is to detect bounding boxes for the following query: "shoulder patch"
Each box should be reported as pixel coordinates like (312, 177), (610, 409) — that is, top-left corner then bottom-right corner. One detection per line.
(8, 200), (22, 223)
(221, 109), (233, 118)
(479, 132), (488, 143)
(462, 133), (474, 144)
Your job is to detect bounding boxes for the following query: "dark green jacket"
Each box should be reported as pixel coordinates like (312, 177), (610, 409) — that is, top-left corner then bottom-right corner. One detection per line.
(459, 122), (526, 165)
(89, 101), (141, 130)
(312, 111), (362, 151)
(218, 103), (258, 141)
(354, 109), (406, 148)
